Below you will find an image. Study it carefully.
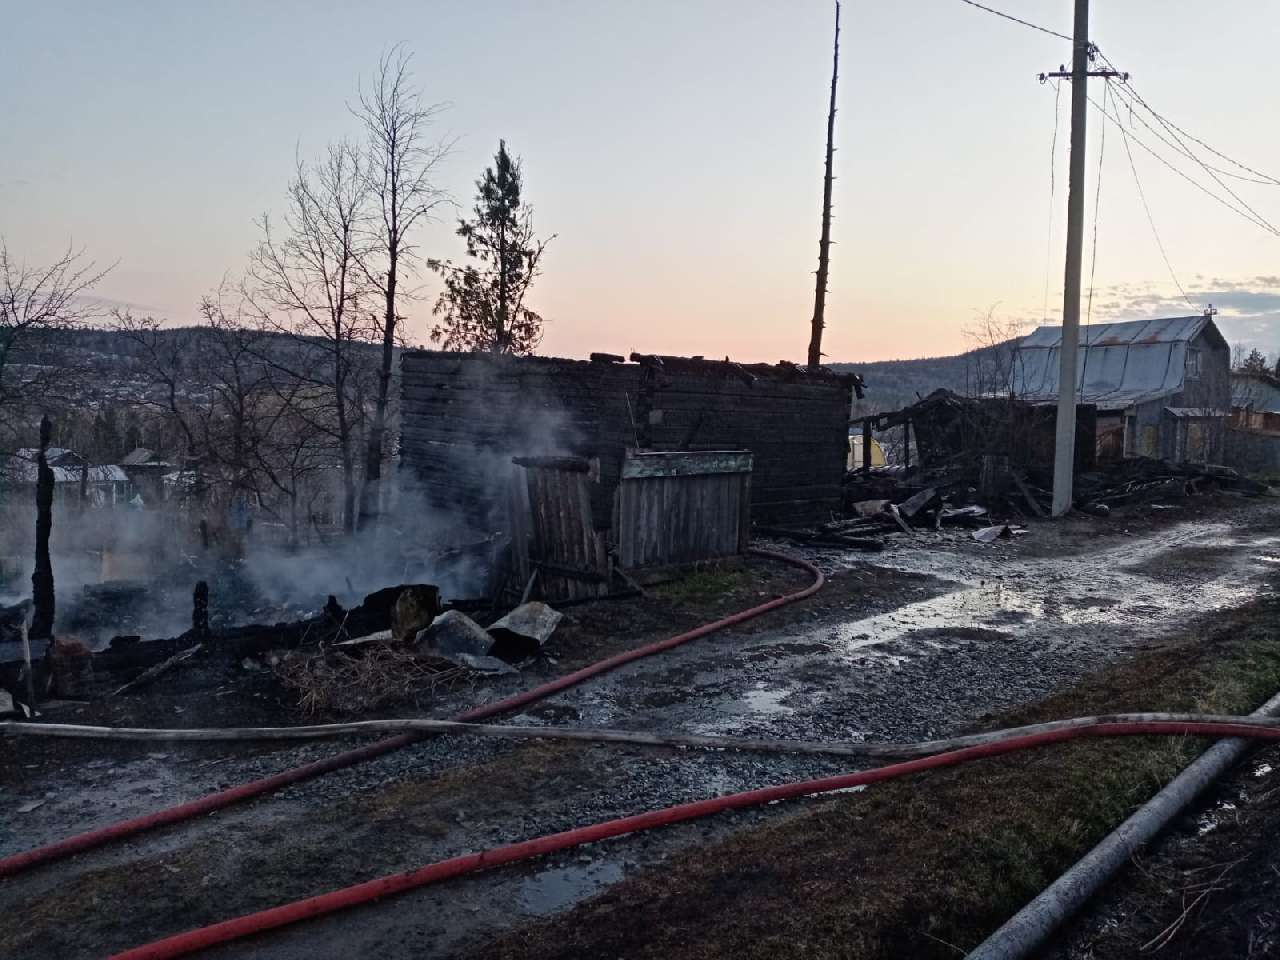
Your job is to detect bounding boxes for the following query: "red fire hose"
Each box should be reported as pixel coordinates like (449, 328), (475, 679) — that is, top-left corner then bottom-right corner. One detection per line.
(0, 548), (824, 879)
(109, 719), (1280, 960)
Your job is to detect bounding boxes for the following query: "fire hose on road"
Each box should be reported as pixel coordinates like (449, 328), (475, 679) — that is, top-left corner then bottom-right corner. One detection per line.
(0, 548), (825, 879)
(106, 715), (1280, 960)
(8, 547), (1278, 959)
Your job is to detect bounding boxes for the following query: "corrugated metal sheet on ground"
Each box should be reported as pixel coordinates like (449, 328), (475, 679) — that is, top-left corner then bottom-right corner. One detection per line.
(1012, 316), (1209, 408)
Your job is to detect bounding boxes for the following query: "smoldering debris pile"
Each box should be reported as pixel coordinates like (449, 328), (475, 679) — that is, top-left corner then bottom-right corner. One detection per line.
(0, 578), (567, 719)
(1074, 458), (1277, 506)
(272, 598), (564, 717)
(842, 390), (1276, 529)
(760, 485), (1002, 551)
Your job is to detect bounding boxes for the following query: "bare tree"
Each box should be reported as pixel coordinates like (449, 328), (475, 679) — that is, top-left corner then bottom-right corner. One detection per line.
(0, 241), (110, 448)
(112, 310), (204, 457)
(430, 141), (552, 354)
(963, 306), (1029, 398)
(352, 46), (451, 527)
(247, 142), (375, 533)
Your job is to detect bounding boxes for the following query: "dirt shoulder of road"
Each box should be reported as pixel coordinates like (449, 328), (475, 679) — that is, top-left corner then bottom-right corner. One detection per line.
(1045, 738), (1280, 958)
(463, 568), (1280, 960)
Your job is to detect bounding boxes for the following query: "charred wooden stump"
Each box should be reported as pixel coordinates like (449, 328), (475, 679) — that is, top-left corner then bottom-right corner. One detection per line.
(30, 415), (55, 643)
(48, 636), (93, 698)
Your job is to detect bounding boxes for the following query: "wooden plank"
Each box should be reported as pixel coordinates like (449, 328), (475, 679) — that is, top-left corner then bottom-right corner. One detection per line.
(620, 450), (752, 479)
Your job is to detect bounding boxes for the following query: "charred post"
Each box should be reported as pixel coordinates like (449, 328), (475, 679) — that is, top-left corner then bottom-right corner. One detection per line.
(30, 415), (56, 643)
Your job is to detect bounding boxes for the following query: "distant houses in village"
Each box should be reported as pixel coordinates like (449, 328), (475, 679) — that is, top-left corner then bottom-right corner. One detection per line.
(0, 446), (173, 507)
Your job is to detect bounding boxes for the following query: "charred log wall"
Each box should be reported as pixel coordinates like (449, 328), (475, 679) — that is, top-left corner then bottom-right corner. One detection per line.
(399, 351), (852, 527)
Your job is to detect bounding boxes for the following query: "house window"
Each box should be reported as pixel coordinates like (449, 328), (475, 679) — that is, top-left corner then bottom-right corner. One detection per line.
(1185, 348), (1202, 379)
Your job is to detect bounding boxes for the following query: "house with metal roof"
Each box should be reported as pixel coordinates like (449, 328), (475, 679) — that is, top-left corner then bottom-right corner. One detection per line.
(1011, 315), (1230, 463)
(1226, 371), (1280, 475)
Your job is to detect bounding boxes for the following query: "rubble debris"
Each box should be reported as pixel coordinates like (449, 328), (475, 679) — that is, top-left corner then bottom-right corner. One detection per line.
(274, 644), (470, 717)
(973, 524), (1013, 543)
(1011, 474), (1047, 518)
(850, 499), (889, 517)
(450, 652), (518, 675)
(48, 636), (93, 698)
(0, 600), (28, 646)
(391, 585), (441, 641)
(897, 487), (938, 519)
(487, 602), (563, 661)
(1075, 458), (1273, 505)
(886, 503), (914, 536)
(336, 629), (393, 648)
(415, 610), (494, 659)
(347, 584), (438, 639)
(112, 643), (204, 697)
(756, 525), (885, 552)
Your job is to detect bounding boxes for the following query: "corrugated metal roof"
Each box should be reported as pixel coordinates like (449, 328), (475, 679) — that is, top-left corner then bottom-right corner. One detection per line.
(0, 458), (128, 484)
(1012, 317), (1218, 409)
(121, 447), (155, 466)
(1018, 316), (1210, 348)
(1232, 372), (1280, 413)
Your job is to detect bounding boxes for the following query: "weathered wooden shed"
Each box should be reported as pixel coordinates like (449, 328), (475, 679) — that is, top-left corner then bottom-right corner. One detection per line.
(398, 350), (856, 535)
(1012, 315), (1231, 463)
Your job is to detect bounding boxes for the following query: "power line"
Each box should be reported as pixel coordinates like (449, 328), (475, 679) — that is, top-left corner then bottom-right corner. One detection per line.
(1112, 103), (1197, 308)
(1088, 93), (1280, 238)
(1094, 47), (1280, 187)
(1103, 82), (1275, 186)
(955, 0), (1073, 43)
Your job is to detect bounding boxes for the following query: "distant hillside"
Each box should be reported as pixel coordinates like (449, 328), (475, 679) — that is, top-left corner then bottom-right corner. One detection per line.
(830, 340), (1017, 415)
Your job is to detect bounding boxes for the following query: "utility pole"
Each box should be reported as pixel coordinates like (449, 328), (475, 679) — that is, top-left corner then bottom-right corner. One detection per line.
(1043, 0), (1125, 515)
(807, 1), (840, 370)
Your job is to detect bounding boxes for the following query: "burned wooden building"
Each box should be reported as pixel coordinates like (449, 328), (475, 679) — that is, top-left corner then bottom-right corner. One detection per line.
(399, 351), (858, 585)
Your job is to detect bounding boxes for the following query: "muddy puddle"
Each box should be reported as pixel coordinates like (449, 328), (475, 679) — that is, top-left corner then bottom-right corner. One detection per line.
(516, 860), (625, 915)
(817, 522), (1280, 663)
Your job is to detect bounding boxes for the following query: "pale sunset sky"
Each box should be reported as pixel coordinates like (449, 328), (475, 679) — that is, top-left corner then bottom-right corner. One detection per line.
(3, 1), (1278, 363)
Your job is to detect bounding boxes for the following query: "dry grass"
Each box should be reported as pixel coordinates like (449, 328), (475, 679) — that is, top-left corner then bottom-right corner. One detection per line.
(273, 643), (471, 717)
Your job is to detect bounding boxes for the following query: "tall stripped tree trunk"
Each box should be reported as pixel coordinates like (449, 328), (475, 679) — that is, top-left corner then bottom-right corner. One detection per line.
(30, 415), (55, 642)
(361, 268), (395, 528)
(807, 1), (841, 370)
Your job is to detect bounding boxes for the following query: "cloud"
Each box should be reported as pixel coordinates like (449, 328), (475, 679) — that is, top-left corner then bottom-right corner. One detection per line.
(1091, 274), (1280, 354)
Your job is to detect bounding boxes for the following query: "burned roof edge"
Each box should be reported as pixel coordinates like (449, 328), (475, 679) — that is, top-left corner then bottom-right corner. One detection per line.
(401, 348), (861, 387)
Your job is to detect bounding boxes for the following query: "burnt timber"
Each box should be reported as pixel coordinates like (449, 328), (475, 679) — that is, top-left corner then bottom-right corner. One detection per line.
(399, 350), (858, 526)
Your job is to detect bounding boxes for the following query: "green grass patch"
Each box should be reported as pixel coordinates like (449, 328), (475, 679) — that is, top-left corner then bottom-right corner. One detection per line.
(654, 564), (753, 606)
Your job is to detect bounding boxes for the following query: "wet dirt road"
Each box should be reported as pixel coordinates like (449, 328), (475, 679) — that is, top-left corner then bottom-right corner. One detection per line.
(2, 500), (1278, 959)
